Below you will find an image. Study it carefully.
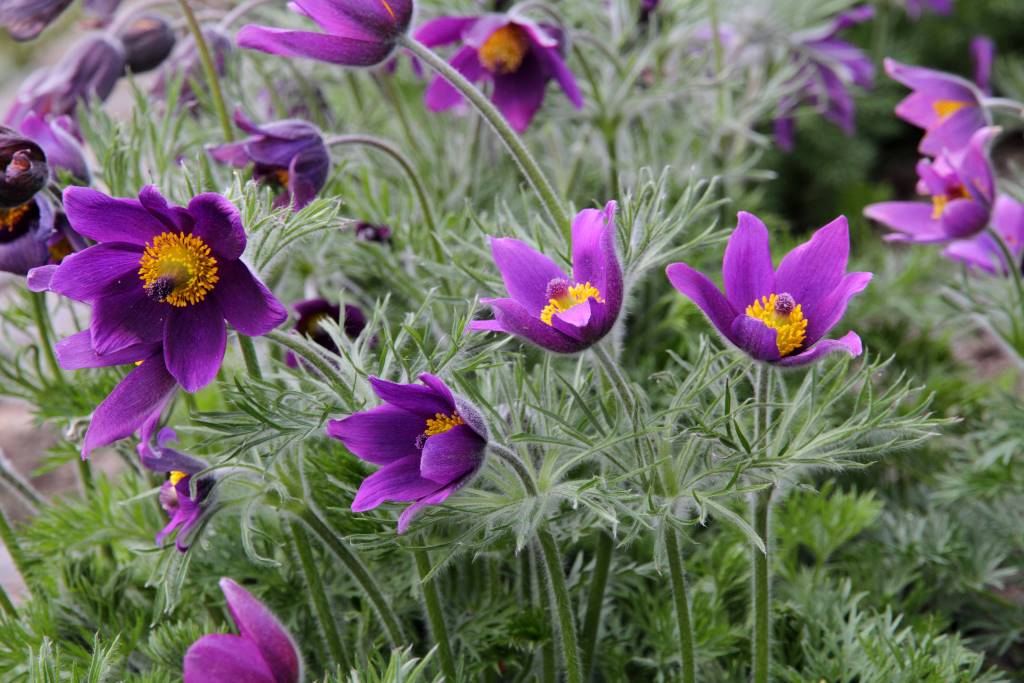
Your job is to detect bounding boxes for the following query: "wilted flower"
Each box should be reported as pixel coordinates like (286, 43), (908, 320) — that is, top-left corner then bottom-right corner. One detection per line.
(667, 212), (871, 366)
(238, 0), (413, 67)
(154, 26), (232, 109)
(19, 114), (89, 183)
(138, 428), (214, 551)
(885, 57), (987, 156)
(0, 125), (48, 207)
(118, 14), (177, 74)
(36, 185), (287, 395)
(416, 12), (583, 132)
(943, 196), (1024, 275)
(971, 36), (995, 96)
(208, 111), (330, 211)
(469, 202), (621, 353)
(774, 6), (875, 151)
(327, 373), (488, 533)
(0, 193), (56, 274)
(183, 578), (302, 683)
(285, 298), (367, 367)
(354, 221), (392, 243)
(904, 0), (952, 20)
(864, 127), (996, 243)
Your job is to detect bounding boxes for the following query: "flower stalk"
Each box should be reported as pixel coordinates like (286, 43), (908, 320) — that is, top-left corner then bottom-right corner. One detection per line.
(30, 292), (61, 383)
(177, 0), (234, 142)
(487, 443), (538, 497)
(237, 334), (264, 381)
(413, 547), (457, 681)
(537, 526), (583, 683)
(751, 364), (774, 683)
(665, 525), (697, 683)
(579, 530), (613, 678)
(289, 520), (348, 670)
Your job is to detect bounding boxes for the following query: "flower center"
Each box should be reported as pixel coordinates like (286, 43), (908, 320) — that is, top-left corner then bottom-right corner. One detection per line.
(416, 411), (464, 449)
(271, 169), (289, 188)
(138, 232), (219, 307)
(930, 184), (971, 219)
(745, 292), (808, 357)
(0, 203), (30, 232)
(48, 237), (73, 263)
(169, 470), (188, 486)
(478, 25), (530, 74)
(540, 278), (605, 326)
(932, 99), (969, 121)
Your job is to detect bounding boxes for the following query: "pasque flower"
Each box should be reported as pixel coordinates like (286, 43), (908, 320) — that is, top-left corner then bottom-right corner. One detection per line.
(864, 127), (996, 243)
(35, 185), (287, 394)
(904, 0), (952, 20)
(285, 297), (367, 367)
(0, 192), (58, 275)
(885, 57), (988, 156)
(416, 12), (584, 132)
(19, 114), (90, 183)
(468, 202), (621, 353)
(666, 212), (871, 366)
(0, 125), (48, 207)
(971, 36), (995, 96)
(1, 0), (122, 41)
(208, 110), (331, 211)
(118, 14), (177, 74)
(943, 195), (1024, 275)
(238, 0), (413, 67)
(138, 427), (215, 551)
(327, 374), (488, 533)
(183, 578), (302, 683)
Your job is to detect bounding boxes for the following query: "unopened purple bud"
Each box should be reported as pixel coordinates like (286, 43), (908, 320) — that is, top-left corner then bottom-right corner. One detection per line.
(355, 221), (392, 244)
(119, 14), (176, 74)
(774, 292), (795, 315)
(0, 126), (47, 207)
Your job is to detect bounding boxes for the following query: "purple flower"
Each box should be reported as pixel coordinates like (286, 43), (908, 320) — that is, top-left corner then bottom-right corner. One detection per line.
(666, 212), (871, 367)
(971, 36), (995, 96)
(36, 185), (287, 396)
(416, 12), (583, 132)
(4, 34), (125, 128)
(904, 0), (952, 20)
(138, 428), (214, 552)
(208, 110), (330, 211)
(19, 114), (90, 183)
(118, 14), (177, 74)
(943, 195), (1024, 275)
(0, 125), (48, 207)
(184, 577), (302, 683)
(327, 373), (488, 533)
(285, 297), (367, 367)
(46, 210), (88, 264)
(864, 127), (996, 243)
(238, 0), (413, 68)
(153, 26), (232, 109)
(468, 202), (621, 353)
(774, 6), (875, 151)
(354, 221), (392, 243)
(0, 0), (73, 41)
(885, 57), (988, 156)
(0, 193), (56, 275)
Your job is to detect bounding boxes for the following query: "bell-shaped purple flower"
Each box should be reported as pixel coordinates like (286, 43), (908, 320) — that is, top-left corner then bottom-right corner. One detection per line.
(943, 195), (1024, 276)
(416, 12), (583, 132)
(0, 193), (56, 275)
(208, 110), (330, 211)
(285, 298), (367, 367)
(153, 26), (232, 109)
(184, 577), (302, 683)
(118, 14), (177, 74)
(238, 0), (413, 68)
(138, 427), (214, 551)
(0, 0), (73, 41)
(905, 0), (952, 20)
(19, 114), (90, 183)
(885, 57), (988, 156)
(35, 185), (287, 397)
(667, 212), (871, 367)
(0, 125), (48, 207)
(468, 201), (621, 354)
(327, 373), (488, 533)
(865, 126), (996, 243)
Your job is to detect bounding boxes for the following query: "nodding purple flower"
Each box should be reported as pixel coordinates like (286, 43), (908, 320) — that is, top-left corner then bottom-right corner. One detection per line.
(118, 14), (177, 74)
(238, 0), (414, 68)
(19, 114), (89, 184)
(0, 0), (73, 41)
(154, 26), (232, 109)
(5, 34), (125, 128)
(29, 185), (285, 425)
(183, 578), (302, 683)
(774, 6), (875, 151)
(468, 202), (622, 354)
(971, 36), (995, 96)
(0, 192), (56, 275)
(327, 374), (488, 533)
(666, 212), (871, 367)
(285, 297), (367, 367)
(885, 57), (988, 157)
(943, 196), (1024, 275)
(138, 428), (214, 552)
(354, 221), (392, 244)
(208, 111), (330, 211)
(416, 12), (584, 132)
(0, 125), (48, 207)
(904, 0), (952, 20)
(865, 126), (997, 243)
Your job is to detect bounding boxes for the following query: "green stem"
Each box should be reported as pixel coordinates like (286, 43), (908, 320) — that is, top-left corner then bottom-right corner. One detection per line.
(289, 520), (348, 670)
(30, 292), (61, 382)
(751, 364), (773, 683)
(0, 453), (43, 511)
(178, 0), (234, 142)
(537, 526), (583, 683)
(299, 507), (405, 645)
(0, 577), (15, 618)
(237, 335), (263, 381)
(579, 531), (613, 679)
(0, 507), (30, 600)
(413, 548), (457, 681)
(665, 526), (697, 683)
(399, 36), (572, 240)
(487, 443), (539, 496)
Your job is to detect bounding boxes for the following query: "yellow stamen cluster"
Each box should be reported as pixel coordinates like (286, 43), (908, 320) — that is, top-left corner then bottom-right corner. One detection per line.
(271, 169), (290, 188)
(478, 25), (530, 74)
(424, 411), (464, 436)
(745, 293), (808, 357)
(540, 282), (604, 326)
(0, 203), (31, 232)
(169, 470), (188, 485)
(47, 237), (72, 264)
(930, 184), (970, 219)
(138, 232), (219, 307)
(932, 99), (969, 120)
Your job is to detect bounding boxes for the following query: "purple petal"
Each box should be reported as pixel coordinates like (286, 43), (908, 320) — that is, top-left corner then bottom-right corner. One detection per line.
(775, 331), (862, 367)
(138, 185), (194, 234)
(48, 243), (143, 304)
(26, 264), (57, 291)
(476, 297), (586, 353)
(368, 376), (454, 417)
(730, 315), (780, 361)
(956, 126), (998, 202)
(351, 454), (442, 512)
(396, 480), (459, 533)
(774, 216), (849, 313)
(418, 373), (456, 409)
(571, 201), (620, 304)
(491, 55), (548, 132)
(919, 106), (987, 157)
(211, 260), (287, 336)
(237, 25), (394, 67)
(208, 141), (251, 167)
(414, 16), (476, 46)
(864, 201), (946, 242)
(163, 299), (227, 393)
(290, 0), (381, 39)
(489, 237), (567, 315)
(803, 272), (872, 344)
(91, 287), (167, 354)
(327, 405), (423, 465)
(56, 330), (160, 370)
(183, 634), (278, 683)
(139, 445), (208, 476)
(665, 263), (738, 345)
(940, 198), (990, 239)
(424, 46), (484, 112)
(535, 44), (583, 108)
(188, 193), (246, 260)
(971, 36), (995, 95)
(419, 424), (484, 484)
(63, 186), (166, 246)
(722, 212), (775, 311)
(220, 578), (301, 683)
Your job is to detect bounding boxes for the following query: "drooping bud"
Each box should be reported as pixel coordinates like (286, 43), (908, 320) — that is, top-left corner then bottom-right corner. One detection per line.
(119, 14), (176, 74)
(0, 126), (47, 207)
(0, 0), (74, 42)
(774, 292), (796, 316)
(354, 221), (392, 244)
(19, 114), (89, 183)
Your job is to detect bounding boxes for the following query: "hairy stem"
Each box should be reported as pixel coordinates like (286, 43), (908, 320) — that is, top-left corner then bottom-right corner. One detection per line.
(579, 530), (613, 679)
(178, 0), (233, 142)
(751, 364), (774, 683)
(237, 335), (263, 381)
(30, 292), (61, 383)
(665, 526), (697, 683)
(0, 452), (43, 511)
(537, 526), (583, 683)
(289, 520), (348, 670)
(487, 443), (539, 496)
(413, 547), (457, 680)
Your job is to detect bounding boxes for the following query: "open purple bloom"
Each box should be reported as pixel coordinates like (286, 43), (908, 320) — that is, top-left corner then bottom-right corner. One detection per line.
(0, 125), (48, 207)
(416, 12), (583, 132)
(943, 196), (1024, 275)
(904, 0), (952, 20)
(971, 36), (995, 96)
(666, 212), (871, 367)
(39, 185), (286, 395)
(138, 427), (214, 552)
(184, 577), (302, 683)
(774, 6), (875, 151)
(327, 373), (488, 533)
(886, 57), (988, 156)
(468, 202), (621, 353)
(208, 110), (330, 211)
(864, 126), (996, 243)
(285, 297), (367, 367)
(19, 114), (89, 183)
(0, 192), (56, 275)
(153, 26), (231, 109)
(238, 0), (413, 68)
